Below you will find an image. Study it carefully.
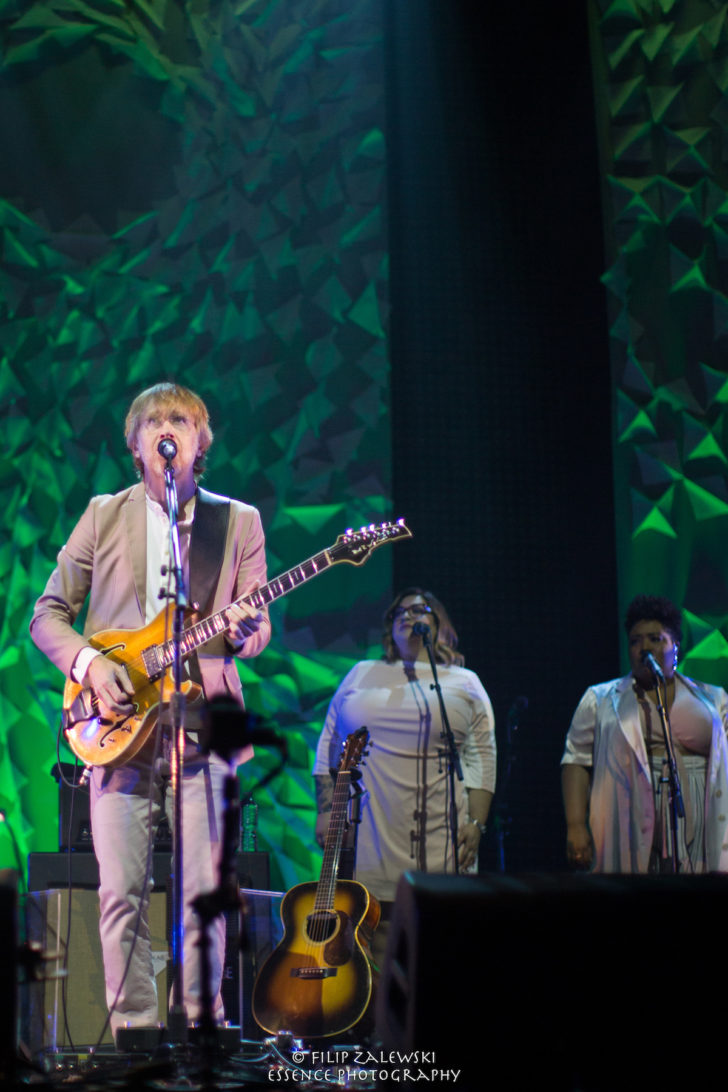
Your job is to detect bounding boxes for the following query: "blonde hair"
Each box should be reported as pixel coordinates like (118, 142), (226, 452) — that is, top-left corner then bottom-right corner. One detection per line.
(124, 382), (213, 478)
(382, 586), (465, 667)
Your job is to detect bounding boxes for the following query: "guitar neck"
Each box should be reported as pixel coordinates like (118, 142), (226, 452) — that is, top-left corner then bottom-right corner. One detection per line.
(159, 545), (336, 667)
(314, 769), (353, 912)
(151, 519), (410, 670)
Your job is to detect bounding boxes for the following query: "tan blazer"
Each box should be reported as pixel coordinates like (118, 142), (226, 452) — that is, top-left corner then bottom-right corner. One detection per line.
(30, 481), (271, 708)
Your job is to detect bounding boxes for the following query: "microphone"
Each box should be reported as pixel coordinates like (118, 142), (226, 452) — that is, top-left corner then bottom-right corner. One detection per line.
(412, 621), (432, 644)
(640, 648), (664, 680)
(157, 438), (177, 461)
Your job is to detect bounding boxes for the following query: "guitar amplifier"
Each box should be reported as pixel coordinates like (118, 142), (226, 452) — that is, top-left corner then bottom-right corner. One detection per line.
(25, 852), (281, 1043)
(51, 764), (171, 852)
(20, 887), (167, 1055)
(27, 852), (173, 891)
(223, 880), (284, 1037)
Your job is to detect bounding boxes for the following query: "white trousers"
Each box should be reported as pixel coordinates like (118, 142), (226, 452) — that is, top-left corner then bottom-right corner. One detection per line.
(89, 740), (230, 1034)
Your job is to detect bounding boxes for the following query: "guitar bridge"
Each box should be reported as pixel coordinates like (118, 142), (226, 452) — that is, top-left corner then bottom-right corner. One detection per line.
(290, 967), (338, 979)
(63, 688), (99, 730)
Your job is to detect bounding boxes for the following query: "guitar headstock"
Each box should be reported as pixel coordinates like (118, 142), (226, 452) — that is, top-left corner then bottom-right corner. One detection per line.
(339, 727), (370, 772)
(329, 519), (412, 567)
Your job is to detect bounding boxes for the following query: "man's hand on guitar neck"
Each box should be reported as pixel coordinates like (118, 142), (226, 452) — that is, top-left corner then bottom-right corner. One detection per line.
(226, 600), (265, 650)
(83, 655), (135, 718)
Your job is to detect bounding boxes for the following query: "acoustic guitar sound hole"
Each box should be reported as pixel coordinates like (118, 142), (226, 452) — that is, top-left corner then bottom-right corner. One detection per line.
(305, 910), (337, 942)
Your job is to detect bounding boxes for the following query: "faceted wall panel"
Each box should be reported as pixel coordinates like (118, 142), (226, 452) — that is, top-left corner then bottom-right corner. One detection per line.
(0, 0), (390, 891)
(591, 0), (728, 680)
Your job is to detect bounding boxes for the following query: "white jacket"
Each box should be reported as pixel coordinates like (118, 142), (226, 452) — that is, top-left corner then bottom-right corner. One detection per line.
(562, 673), (728, 872)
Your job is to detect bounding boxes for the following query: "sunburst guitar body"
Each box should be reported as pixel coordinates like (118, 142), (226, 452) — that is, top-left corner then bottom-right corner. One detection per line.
(253, 729), (379, 1038)
(252, 878), (379, 1038)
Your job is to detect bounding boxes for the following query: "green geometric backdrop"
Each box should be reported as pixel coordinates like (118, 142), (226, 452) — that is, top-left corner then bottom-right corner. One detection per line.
(591, 0), (728, 683)
(0, 0), (390, 891)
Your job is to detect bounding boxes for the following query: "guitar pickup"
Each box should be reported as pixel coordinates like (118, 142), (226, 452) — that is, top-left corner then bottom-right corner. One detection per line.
(290, 967), (338, 979)
(141, 646), (163, 678)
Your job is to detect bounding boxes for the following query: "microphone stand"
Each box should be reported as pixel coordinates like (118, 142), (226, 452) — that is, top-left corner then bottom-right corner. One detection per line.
(192, 700), (288, 1070)
(645, 660), (685, 873)
(416, 625), (463, 874)
(493, 696), (527, 872)
(189, 763), (241, 1080)
(162, 453), (190, 1044)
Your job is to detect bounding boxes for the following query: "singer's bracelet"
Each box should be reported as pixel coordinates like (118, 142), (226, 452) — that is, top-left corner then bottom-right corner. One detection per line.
(467, 818), (487, 835)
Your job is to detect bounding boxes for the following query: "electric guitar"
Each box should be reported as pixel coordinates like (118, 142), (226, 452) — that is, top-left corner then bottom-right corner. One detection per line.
(62, 520), (411, 768)
(252, 728), (379, 1038)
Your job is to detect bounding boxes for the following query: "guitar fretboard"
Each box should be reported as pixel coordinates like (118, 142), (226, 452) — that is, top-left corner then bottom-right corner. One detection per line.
(315, 768), (353, 912)
(157, 547), (334, 669)
(134, 520), (410, 680)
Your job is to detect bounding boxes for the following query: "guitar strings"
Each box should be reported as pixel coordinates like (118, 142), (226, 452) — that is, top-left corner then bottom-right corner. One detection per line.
(94, 526), (403, 696)
(305, 769), (351, 953)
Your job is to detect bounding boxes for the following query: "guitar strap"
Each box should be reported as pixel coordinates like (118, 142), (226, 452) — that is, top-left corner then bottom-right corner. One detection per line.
(187, 488), (231, 688)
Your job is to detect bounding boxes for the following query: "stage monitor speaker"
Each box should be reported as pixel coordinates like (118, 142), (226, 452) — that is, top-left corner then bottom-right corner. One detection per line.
(21, 888), (167, 1057)
(376, 871), (728, 1090)
(0, 884), (16, 1084)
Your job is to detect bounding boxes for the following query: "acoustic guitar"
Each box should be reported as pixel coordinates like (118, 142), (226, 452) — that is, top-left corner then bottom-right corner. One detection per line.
(62, 521), (410, 768)
(252, 728), (379, 1038)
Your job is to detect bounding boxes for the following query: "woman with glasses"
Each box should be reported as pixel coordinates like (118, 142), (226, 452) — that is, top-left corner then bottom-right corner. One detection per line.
(312, 586), (496, 914)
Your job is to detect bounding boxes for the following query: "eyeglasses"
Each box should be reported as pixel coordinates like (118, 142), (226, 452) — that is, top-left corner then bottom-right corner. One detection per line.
(391, 603), (433, 619)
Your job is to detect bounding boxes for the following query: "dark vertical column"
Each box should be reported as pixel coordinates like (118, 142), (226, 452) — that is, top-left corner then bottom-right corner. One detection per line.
(385, 2), (618, 868)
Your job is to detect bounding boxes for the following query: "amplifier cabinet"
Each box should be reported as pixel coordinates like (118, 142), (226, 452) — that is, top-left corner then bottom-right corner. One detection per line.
(21, 853), (282, 1056)
(21, 888), (167, 1056)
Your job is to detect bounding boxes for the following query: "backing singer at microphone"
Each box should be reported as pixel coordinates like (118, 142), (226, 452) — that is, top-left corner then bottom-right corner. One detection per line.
(312, 587), (496, 963)
(561, 594), (728, 873)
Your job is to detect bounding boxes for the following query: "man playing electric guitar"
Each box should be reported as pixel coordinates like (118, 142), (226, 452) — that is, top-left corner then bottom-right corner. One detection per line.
(30, 382), (269, 1037)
